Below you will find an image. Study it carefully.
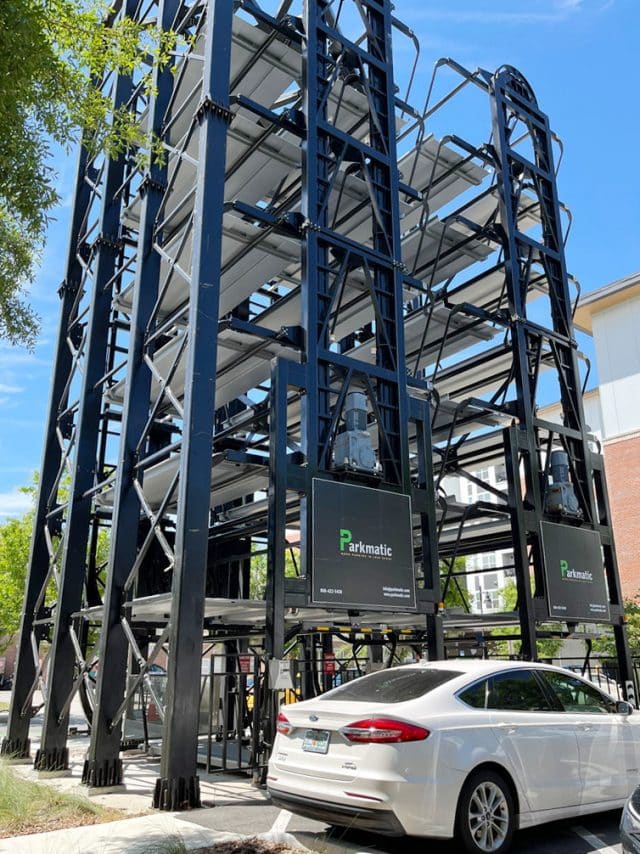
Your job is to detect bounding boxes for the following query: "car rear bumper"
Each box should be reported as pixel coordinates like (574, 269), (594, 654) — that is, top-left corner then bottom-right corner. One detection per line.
(268, 787), (405, 836)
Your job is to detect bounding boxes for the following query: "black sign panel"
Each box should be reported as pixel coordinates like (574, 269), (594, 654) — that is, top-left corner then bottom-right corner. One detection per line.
(541, 522), (610, 622)
(311, 479), (416, 610)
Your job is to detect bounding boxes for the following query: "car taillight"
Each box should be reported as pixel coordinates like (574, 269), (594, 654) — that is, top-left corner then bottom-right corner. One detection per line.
(276, 712), (293, 736)
(339, 717), (429, 744)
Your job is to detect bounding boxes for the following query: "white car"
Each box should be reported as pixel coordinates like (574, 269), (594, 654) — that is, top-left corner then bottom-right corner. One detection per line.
(621, 784), (640, 853)
(267, 659), (637, 853)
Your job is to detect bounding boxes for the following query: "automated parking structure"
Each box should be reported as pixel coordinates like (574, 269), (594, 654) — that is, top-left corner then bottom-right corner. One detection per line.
(3, 0), (633, 811)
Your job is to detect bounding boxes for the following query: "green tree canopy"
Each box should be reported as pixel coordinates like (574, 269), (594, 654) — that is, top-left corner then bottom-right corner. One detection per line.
(0, 475), (110, 652)
(0, 498), (33, 652)
(592, 597), (640, 658)
(0, 0), (174, 346)
(486, 579), (563, 660)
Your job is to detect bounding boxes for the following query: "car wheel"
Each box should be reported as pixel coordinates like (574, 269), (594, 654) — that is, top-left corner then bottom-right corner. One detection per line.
(455, 768), (515, 854)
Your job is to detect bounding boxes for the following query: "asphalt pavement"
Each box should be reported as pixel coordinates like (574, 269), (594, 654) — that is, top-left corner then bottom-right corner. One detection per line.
(180, 799), (624, 854)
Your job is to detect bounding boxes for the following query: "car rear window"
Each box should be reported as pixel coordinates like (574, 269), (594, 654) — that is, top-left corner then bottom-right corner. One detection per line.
(319, 668), (462, 703)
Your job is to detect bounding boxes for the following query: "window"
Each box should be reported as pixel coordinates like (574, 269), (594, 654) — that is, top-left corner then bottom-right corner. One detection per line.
(458, 678), (489, 708)
(458, 670), (552, 711)
(500, 551), (515, 578)
(320, 667), (462, 704)
(488, 670), (552, 711)
(484, 572), (499, 590)
(540, 670), (616, 714)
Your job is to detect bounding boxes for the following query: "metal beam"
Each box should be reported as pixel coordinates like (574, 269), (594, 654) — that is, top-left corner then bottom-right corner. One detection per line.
(34, 11), (137, 770)
(152, 0), (234, 810)
(82, 0), (181, 789)
(1, 144), (91, 760)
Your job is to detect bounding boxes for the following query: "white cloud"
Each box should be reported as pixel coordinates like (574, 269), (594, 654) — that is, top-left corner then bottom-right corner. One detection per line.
(0, 349), (49, 368)
(0, 383), (23, 395)
(0, 488), (33, 519)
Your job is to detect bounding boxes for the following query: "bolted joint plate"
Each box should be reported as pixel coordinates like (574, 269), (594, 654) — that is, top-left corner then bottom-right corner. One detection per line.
(197, 95), (233, 125)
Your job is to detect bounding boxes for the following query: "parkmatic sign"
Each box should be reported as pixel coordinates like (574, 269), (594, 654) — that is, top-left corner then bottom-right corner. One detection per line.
(541, 521), (610, 622)
(311, 478), (416, 610)
(338, 528), (393, 559)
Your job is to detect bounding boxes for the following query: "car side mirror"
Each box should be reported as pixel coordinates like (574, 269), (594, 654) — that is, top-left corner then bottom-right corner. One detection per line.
(617, 700), (634, 715)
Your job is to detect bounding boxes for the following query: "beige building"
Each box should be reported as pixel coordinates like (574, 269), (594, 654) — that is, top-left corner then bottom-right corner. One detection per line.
(573, 271), (640, 599)
(538, 272), (640, 600)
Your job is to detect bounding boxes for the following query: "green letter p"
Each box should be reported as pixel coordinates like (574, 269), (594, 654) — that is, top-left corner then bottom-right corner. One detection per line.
(339, 528), (352, 552)
(560, 559), (569, 578)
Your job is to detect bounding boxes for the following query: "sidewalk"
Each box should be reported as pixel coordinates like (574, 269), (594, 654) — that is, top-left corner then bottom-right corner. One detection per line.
(0, 812), (250, 854)
(0, 696), (308, 853)
(1, 752), (306, 853)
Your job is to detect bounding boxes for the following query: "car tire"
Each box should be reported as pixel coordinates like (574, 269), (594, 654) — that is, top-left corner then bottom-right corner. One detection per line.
(455, 767), (515, 854)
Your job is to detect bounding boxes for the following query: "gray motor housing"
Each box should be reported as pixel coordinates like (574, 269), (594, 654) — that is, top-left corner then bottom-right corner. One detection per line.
(544, 449), (583, 520)
(333, 429), (377, 473)
(332, 391), (377, 473)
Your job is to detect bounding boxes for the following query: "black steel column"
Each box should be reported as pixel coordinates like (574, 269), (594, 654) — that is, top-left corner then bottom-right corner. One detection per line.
(300, 0), (330, 476)
(504, 425), (538, 657)
(265, 359), (291, 661)
(1, 145), (91, 760)
(367, 0), (411, 492)
(411, 397), (442, 658)
(34, 26), (137, 771)
(490, 69), (548, 659)
(82, 0), (179, 789)
(153, 0), (233, 810)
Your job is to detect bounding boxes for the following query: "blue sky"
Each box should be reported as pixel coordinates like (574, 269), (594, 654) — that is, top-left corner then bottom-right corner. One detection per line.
(0, 0), (637, 517)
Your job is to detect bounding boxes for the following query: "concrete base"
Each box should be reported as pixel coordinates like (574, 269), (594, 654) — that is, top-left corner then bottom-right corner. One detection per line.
(37, 768), (73, 779)
(77, 783), (128, 797)
(5, 755), (32, 765)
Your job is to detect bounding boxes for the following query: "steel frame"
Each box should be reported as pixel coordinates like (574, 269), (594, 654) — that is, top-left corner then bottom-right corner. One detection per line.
(5, 0), (632, 807)
(424, 62), (632, 686)
(3, 0), (140, 767)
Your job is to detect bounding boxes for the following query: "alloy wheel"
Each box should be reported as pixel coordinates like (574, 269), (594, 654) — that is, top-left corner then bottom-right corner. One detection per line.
(466, 780), (510, 852)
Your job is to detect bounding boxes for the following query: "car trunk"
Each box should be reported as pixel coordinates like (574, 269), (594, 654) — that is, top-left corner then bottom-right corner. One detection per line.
(271, 700), (396, 782)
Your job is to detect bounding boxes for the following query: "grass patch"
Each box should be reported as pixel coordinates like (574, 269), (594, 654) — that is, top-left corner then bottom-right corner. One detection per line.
(0, 760), (123, 838)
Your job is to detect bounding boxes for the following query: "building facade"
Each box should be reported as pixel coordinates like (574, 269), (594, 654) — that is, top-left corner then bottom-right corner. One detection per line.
(574, 272), (640, 599)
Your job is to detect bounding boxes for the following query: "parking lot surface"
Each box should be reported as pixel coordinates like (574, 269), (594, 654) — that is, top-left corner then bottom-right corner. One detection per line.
(181, 800), (624, 853)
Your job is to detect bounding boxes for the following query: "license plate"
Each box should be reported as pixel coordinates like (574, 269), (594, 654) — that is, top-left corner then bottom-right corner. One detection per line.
(302, 728), (330, 754)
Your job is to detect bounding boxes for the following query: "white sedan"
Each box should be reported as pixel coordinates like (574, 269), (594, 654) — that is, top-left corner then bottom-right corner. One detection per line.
(267, 659), (638, 853)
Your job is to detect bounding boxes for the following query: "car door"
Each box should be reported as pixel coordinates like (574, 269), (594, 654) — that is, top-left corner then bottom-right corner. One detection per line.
(485, 668), (582, 812)
(538, 669), (634, 804)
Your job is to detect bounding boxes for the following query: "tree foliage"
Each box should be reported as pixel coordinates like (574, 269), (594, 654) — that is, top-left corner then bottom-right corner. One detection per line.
(0, 495), (33, 652)
(592, 597), (640, 658)
(439, 557), (469, 609)
(0, 474), (111, 652)
(0, 0), (176, 346)
(485, 579), (563, 660)
(250, 549), (300, 600)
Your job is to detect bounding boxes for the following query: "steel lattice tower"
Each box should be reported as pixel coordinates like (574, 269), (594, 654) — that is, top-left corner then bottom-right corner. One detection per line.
(3, 0), (633, 807)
